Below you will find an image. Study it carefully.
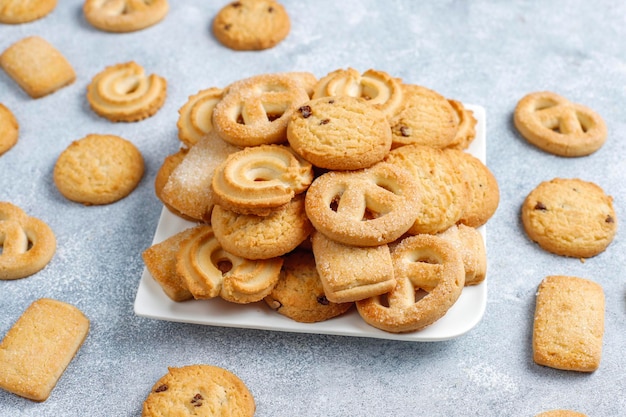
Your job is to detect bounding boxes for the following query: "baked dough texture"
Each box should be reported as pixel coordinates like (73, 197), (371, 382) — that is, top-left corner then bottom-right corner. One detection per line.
(84, 0), (169, 33)
(0, 103), (19, 155)
(0, 0), (57, 24)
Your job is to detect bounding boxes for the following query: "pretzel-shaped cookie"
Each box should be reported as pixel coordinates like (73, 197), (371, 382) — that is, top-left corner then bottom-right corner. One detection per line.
(175, 225), (282, 303)
(356, 234), (465, 333)
(176, 87), (224, 147)
(87, 61), (167, 122)
(83, 0), (169, 33)
(0, 202), (56, 280)
(514, 91), (607, 157)
(305, 163), (421, 247)
(212, 144), (313, 216)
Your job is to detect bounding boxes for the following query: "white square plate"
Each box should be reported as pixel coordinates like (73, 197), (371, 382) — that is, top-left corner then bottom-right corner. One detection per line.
(134, 105), (487, 342)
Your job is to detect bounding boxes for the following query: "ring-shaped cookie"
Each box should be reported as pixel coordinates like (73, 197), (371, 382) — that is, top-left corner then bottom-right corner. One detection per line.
(87, 61), (167, 122)
(305, 162), (421, 247)
(176, 87), (224, 147)
(83, 0), (169, 33)
(514, 91), (607, 157)
(356, 234), (465, 333)
(0, 202), (56, 280)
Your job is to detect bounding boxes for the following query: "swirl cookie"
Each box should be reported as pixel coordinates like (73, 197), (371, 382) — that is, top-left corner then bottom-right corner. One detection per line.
(521, 178), (616, 258)
(177, 87), (224, 147)
(287, 96), (392, 170)
(84, 0), (169, 33)
(446, 99), (477, 150)
(514, 91), (607, 157)
(53, 134), (144, 205)
(87, 61), (167, 122)
(0, 202), (56, 280)
(0, 0), (57, 24)
(0, 104), (18, 156)
(212, 0), (290, 51)
(142, 365), (255, 417)
(264, 250), (353, 322)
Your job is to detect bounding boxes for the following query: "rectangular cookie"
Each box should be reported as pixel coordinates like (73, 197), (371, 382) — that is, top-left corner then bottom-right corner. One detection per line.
(0, 298), (90, 401)
(533, 275), (605, 372)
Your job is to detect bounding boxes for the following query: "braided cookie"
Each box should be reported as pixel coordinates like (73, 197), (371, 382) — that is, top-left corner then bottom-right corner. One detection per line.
(0, 0), (57, 24)
(356, 234), (465, 333)
(0, 104), (18, 156)
(175, 225), (282, 303)
(287, 96), (392, 170)
(212, 144), (313, 216)
(176, 87), (224, 147)
(514, 91), (607, 157)
(84, 0), (169, 33)
(87, 61), (167, 122)
(0, 202), (56, 280)
(312, 68), (403, 117)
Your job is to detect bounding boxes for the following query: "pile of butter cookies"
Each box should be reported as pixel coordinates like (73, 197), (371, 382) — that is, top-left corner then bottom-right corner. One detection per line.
(143, 68), (499, 333)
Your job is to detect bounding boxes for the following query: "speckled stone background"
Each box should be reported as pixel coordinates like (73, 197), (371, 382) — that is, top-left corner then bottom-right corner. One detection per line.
(1, 1), (625, 416)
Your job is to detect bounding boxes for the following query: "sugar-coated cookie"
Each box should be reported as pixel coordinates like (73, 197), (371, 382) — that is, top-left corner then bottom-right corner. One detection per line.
(84, 0), (169, 33)
(142, 365), (255, 417)
(212, 0), (290, 51)
(53, 134), (144, 205)
(438, 224), (486, 286)
(0, 104), (19, 155)
(177, 87), (224, 147)
(0, 0), (57, 24)
(153, 148), (199, 222)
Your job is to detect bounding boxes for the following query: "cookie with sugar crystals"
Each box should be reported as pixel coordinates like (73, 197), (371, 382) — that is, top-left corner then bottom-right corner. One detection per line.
(0, 0), (57, 24)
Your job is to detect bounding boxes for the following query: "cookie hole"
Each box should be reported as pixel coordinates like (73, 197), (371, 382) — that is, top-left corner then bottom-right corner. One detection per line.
(266, 113), (283, 122)
(363, 207), (379, 220)
(378, 293), (390, 307)
(216, 260), (233, 274)
(533, 98), (559, 111)
(329, 196), (340, 212)
(414, 288), (429, 302)
(576, 111), (593, 133)
(236, 114), (245, 124)
(248, 167), (276, 181)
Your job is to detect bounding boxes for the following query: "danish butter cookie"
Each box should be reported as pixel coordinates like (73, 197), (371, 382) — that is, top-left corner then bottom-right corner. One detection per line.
(521, 178), (616, 258)
(514, 91), (607, 157)
(535, 411), (588, 417)
(0, 299), (89, 402)
(287, 96), (392, 170)
(84, 0), (169, 33)
(0, 202), (56, 280)
(0, 36), (75, 99)
(265, 250), (353, 322)
(438, 224), (486, 286)
(53, 134), (144, 205)
(212, 0), (290, 51)
(311, 231), (395, 304)
(212, 72), (311, 146)
(87, 61), (167, 122)
(356, 234), (465, 333)
(0, 0), (57, 24)
(446, 99), (477, 150)
(142, 365), (255, 417)
(154, 148), (198, 221)
(533, 275), (605, 372)
(389, 83), (458, 149)
(312, 68), (403, 117)
(0, 104), (19, 155)
(211, 195), (313, 260)
(177, 87), (224, 147)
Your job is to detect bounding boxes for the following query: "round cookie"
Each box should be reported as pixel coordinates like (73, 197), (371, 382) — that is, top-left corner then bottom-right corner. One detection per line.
(287, 96), (392, 171)
(264, 250), (353, 323)
(0, 0), (57, 24)
(53, 134), (144, 205)
(142, 365), (255, 417)
(212, 0), (290, 51)
(514, 91), (607, 157)
(83, 0), (169, 33)
(0, 104), (19, 156)
(521, 178), (617, 258)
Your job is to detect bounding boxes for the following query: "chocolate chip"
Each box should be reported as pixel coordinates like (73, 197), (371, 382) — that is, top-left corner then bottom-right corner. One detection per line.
(534, 202), (547, 211)
(320, 119), (330, 125)
(268, 6), (274, 12)
(606, 215), (614, 223)
(328, 99), (335, 104)
(317, 295), (329, 305)
(231, 1), (242, 7)
(155, 384), (168, 393)
(224, 23), (232, 31)
(400, 126), (411, 137)
(191, 393), (204, 407)
(299, 105), (312, 118)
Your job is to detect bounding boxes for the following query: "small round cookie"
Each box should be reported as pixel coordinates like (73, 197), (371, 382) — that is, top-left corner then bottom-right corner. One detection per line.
(84, 0), (169, 33)
(514, 91), (607, 157)
(212, 0), (290, 51)
(522, 178), (617, 258)
(446, 99), (477, 150)
(53, 134), (144, 205)
(177, 87), (224, 147)
(142, 365), (255, 417)
(0, 104), (19, 156)
(0, 0), (57, 24)
(287, 96), (392, 171)
(211, 195), (313, 260)
(264, 250), (353, 323)
(87, 61), (167, 122)
(0, 202), (56, 280)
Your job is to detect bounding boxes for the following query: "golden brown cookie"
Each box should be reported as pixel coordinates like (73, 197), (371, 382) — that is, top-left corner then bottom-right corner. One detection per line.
(438, 224), (486, 286)
(0, 202), (56, 280)
(514, 91), (607, 157)
(176, 87), (224, 147)
(153, 148), (198, 222)
(84, 0), (169, 33)
(287, 96), (392, 170)
(212, 0), (290, 51)
(53, 134), (144, 205)
(533, 275), (605, 372)
(264, 250), (353, 323)
(521, 178), (617, 258)
(87, 61), (167, 122)
(0, 104), (19, 156)
(446, 99), (477, 150)
(0, 0), (57, 24)
(142, 365), (255, 417)
(535, 411), (588, 417)
(0, 36), (75, 99)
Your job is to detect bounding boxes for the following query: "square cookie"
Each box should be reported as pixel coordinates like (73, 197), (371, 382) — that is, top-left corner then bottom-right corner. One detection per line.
(0, 36), (76, 99)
